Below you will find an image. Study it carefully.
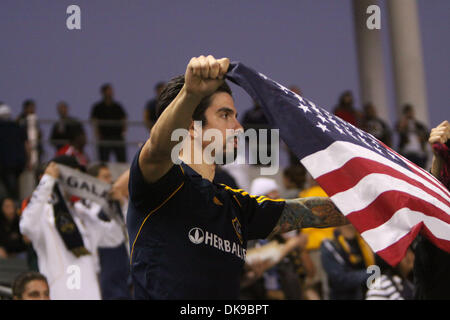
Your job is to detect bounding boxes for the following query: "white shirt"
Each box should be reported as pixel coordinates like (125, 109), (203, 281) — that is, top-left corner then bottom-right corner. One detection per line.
(19, 174), (124, 300)
(365, 274), (405, 300)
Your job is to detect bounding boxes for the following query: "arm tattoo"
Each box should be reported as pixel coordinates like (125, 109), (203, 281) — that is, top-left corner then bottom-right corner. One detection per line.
(268, 197), (348, 238)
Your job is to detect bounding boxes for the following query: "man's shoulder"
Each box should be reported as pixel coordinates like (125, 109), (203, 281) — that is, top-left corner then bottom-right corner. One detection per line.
(90, 101), (105, 115)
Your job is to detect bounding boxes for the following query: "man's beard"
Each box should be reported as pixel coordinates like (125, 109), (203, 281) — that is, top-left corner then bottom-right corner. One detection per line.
(214, 147), (238, 165)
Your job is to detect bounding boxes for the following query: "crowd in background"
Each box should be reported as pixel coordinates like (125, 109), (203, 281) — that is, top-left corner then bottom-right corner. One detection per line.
(0, 82), (436, 300)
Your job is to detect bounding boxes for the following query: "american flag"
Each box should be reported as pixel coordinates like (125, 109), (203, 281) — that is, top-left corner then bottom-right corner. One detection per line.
(226, 62), (450, 266)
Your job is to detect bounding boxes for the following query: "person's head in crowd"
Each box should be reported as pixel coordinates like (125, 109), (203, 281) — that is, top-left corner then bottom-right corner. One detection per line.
(0, 197), (17, 223)
(0, 103), (12, 120)
(250, 177), (280, 199)
(68, 125), (87, 151)
(156, 74), (242, 164)
(56, 101), (69, 119)
(87, 162), (112, 184)
(288, 85), (302, 96)
(12, 271), (50, 300)
(338, 224), (357, 240)
(402, 104), (415, 119)
(101, 83), (114, 102)
(155, 81), (166, 97)
(282, 165), (306, 190)
(338, 91), (354, 110)
(51, 155), (86, 173)
(22, 99), (36, 116)
(363, 102), (377, 120)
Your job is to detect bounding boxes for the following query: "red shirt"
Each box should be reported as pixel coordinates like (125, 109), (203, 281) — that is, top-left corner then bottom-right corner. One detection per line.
(56, 144), (89, 167)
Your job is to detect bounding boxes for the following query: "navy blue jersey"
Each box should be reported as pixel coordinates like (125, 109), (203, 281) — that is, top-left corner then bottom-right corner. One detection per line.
(127, 148), (285, 299)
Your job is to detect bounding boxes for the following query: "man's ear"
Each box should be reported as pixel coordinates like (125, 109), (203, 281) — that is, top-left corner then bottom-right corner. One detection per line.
(189, 120), (198, 139)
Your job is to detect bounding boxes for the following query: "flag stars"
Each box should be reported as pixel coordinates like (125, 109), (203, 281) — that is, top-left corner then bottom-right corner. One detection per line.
(317, 114), (328, 123)
(258, 73), (268, 80)
(334, 126), (344, 134)
(298, 104), (310, 113)
(310, 104), (322, 114)
(327, 117), (338, 125)
(316, 122), (329, 132)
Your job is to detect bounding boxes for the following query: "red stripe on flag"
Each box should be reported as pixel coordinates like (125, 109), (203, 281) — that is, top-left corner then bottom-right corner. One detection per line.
(420, 224), (450, 255)
(376, 223), (423, 266)
(379, 141), (450, 197)
(346, 191), (450, 233)
(316, 157), (450, 209)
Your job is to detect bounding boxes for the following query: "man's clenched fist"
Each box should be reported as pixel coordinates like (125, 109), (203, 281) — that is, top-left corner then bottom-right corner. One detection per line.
(184, 55), (230, 99)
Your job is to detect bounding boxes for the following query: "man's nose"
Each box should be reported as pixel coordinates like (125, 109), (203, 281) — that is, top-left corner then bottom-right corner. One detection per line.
(233, 118), (244, 132)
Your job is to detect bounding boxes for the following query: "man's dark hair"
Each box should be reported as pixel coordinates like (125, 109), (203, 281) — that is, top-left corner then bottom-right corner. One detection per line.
(155, 75), (232, 125)
(68, 124), (85, 143)
(283, 165), (307, 189)
(100, 83), (112, 94)
(87, 162), (108, 178)
(155, 81), (166, 92)
(12, 271), (48, 299)
(51, 155), (86, 172)
(22, 99), (35, 109)
(402, 104), (413, 114)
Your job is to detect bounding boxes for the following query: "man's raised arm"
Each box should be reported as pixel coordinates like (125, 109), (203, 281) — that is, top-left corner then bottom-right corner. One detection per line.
(139, 55), (230, 183)
(267, 197), (348, 239)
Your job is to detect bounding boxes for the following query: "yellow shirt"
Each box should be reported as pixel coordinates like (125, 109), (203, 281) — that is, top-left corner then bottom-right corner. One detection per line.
(299, 185), (335, 250)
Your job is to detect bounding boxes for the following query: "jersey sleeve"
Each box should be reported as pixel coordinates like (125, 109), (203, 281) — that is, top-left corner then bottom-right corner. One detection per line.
(128, 146), (185, 214)
(226, 187), (285, 240)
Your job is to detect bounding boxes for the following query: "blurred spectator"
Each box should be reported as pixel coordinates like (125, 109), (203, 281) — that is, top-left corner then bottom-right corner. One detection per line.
(273, 231), (316, 300)
(87, 162), (131, 300)
(395, 104), (429, 168)
(56, 125), (89, 167)
(320, 225), (374, 300)
(360, 102), (392, 147)
(0, 103), (28, 200)
(248, 178), (283, 299)
(20, 164), (49, 272)
(300, 175), (335, 251)
(299, 173), (335, 299)
(213, 166), (239, 189)
(12, 271), (50, 300)
(333, 91), (360, 127)
(90, 83), (127, 162)
(412, 120), (450, 299)
(249, 177), (310, 300)
(242, 100), (272, 165)
(144, 81), (166, 131)
(366, 250), (414, 300)
(16, 99), (43, 165)
(281, 165), (306, 199)
(19, 156), (124, 299)
(250, 177), (279, 199)
(50, 101), (84, 151)
(0, 197), (27, 259)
